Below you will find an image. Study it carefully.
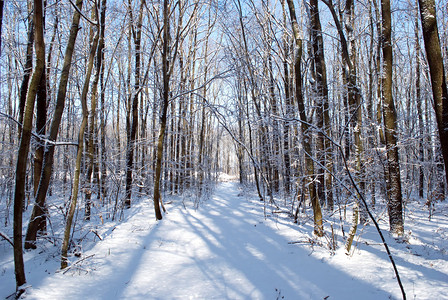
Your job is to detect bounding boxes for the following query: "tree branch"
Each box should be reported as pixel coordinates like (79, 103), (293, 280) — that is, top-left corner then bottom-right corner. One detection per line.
(0, 230), (13, 247)
(0, 112), (78, 146)
(68, 0), (98, 26)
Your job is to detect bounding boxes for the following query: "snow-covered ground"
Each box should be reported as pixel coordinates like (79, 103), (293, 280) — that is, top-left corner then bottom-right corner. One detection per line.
(1, 181), (447, 299)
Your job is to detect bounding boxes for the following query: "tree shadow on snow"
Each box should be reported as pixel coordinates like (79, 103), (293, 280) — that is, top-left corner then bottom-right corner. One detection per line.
(26, 183), (395, 299)
(120, 182), (393, 299)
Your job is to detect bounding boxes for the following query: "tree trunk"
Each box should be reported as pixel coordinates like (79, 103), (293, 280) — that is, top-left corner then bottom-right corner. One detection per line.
(177, 48), (187, 192)
(366, 2), (377, 208)
(60, 24), (97, 266)
(32, 1), (50, 233)
(286, 0), (323, 236)
(381, 0), (404, 236)
(309, 0), (332, 209)
(418, 0), (448, 187)
(13, 0), (45, 293)
(198, 28), (209, 197)
(85, 2), (105, 219)
(60, 97), (88, 269)
(33, 55), (48, 233)
(323, 0), (365, 217)
(18, 17), (34, 136)
(60, 2), (101, 264)
(415, 3), (425, 199)
(124, 0), (144, 209)
(281, 0), (292, 196)
(268, 55), (280, 193)
(237, 96), (246, 185)
(153, 0), (171, 220)
(25, 0), (83, 249)
(99, 0), (107, 203)
(0, 0), (3, 54)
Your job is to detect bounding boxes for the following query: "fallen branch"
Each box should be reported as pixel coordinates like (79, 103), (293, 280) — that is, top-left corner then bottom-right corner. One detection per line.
(288, 240), (312, 244)
(288, 237), (322, 246)
(91, 230), (103, 241)
(61, 254), (95, 274)
(73, 254), (95, 265)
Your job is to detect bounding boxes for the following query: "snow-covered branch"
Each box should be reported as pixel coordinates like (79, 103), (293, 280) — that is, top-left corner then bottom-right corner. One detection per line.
(0, 112), (78, 147)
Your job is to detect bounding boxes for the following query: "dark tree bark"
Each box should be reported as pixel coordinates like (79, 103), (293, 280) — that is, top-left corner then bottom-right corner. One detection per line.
(99, 0), (107, 203)
(32, 0), (51, 234)
(0, 0), (3, 54)
(124, 0), (144, 209)
(381, 0), (404, 236)
(309, 0), (333, 209)
(281, 0), (292, 195)
(418, 0), (448, 187)
(282, 53), (292, 195)
(415, 3), (424, 199)
(33, 6), (59, 199)
(237, 88), (246, 185)
(268, 55), (280, 193)
(13, 0), (45, 293)
(18, 19), (34, 135)
(33, 0), (48, 194)
(153, 0), (171, 220)
(177, 47), (187, 192)
(198, 8), (211, 197)
(33, 56), (48, 233)
(25, 0), (84, 249)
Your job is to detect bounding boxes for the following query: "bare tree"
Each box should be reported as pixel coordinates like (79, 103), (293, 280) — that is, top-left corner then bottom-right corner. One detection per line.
(286, 0), (323, 236)
(61, 4), (100, 268)
(322, 0), (364, 215)
(418, 0), (448, 187)
(308, 0), (333, 209)
(153, 0), (172, 220)
(85, 1), (106, 219)
(381, 0), (404, 236)
(25, 0), (84, 250)
(13, 0), (45, 293)
(124, 0), (145, 209)
(281, 0), (293, 196)
(415, 1), (424, 199)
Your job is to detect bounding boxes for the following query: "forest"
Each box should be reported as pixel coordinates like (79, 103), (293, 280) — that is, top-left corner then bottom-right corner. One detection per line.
(0, 0), (447, 299)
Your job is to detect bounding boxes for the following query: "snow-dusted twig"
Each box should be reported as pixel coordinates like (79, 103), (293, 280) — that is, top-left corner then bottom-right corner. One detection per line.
(0, 112), (78, 146)
(0, 229), (13, 247)
(61, 254), (95, 274)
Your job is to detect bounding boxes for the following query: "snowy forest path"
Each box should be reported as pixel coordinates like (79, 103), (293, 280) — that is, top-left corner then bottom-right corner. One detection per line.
(27, 182), (389, 299)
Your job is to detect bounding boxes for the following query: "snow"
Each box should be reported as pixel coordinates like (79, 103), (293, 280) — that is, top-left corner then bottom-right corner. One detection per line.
(1, 181), (448, 299)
